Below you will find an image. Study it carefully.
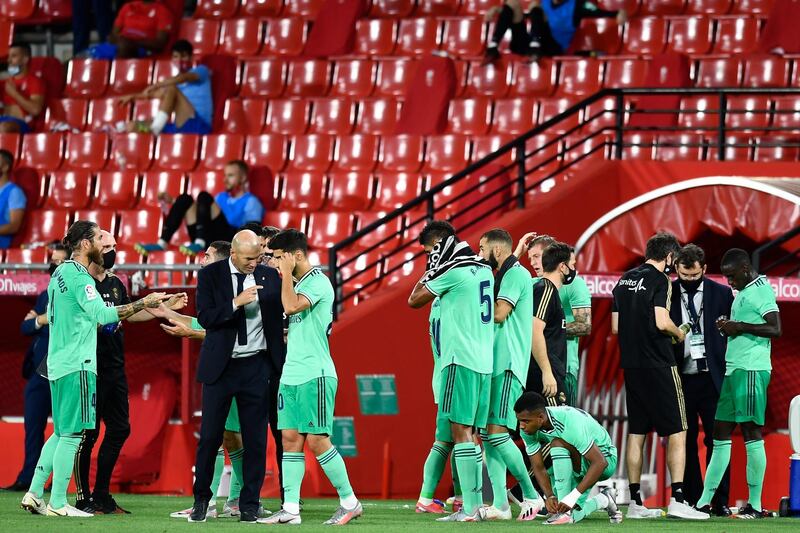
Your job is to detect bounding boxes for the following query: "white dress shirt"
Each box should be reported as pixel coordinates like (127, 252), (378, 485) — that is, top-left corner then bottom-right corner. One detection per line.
(680, 281), (704, 374)
(229, 258), (267, 358)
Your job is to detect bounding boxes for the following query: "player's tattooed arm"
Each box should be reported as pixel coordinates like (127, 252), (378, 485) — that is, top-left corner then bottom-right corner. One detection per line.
(566, 307), (592, 338)
(116, 292), (170, 320)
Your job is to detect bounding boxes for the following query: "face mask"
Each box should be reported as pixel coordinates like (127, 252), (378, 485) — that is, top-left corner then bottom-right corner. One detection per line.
(680, 277), (703, 292)
(563, 266), (577, 285)
(7, 65), (20, 76)
(664, 257), (674, 275)
(102, 250), (116, 270)
(48, 262), (59, 276)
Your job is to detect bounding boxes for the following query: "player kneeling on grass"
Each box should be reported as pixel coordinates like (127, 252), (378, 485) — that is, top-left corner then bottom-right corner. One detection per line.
(514, 392), (622, 525)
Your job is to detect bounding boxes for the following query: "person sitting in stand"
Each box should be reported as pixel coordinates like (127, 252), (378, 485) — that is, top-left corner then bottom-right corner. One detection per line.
(0, 43), (45, 133)
(108, 0), (174, 58)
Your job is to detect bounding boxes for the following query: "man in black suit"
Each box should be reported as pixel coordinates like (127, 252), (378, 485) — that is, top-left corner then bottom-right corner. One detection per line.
(189, 230), (285, 523)
(671, 244), (734, 516)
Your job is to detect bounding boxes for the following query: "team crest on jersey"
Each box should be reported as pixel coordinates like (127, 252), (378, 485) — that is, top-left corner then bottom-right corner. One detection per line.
(84, 284), (98, 300)
(112, 287), (120, 301)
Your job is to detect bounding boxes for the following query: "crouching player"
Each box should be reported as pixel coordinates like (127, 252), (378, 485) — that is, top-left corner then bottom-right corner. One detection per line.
(514, 392), (622, 525)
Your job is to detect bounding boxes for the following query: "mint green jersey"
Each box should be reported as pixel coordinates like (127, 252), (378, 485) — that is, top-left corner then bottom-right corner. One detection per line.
(46, 260), (120, 380)
(521, 406), (616, 459)
(429, 297), (442, 403)
(191, 317), (202, 331)
(494, 262), (533, 383)
(560, 276), (592, 377)
(424, 265), (494, 374)
(725, 276), (779, 375)
(282, 268), (337, 386)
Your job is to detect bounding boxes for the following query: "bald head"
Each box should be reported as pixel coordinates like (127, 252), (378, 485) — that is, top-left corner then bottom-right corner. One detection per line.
(231, 230), (262, 274)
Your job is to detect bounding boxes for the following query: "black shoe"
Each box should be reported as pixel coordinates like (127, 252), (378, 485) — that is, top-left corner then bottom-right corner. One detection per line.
(189, 500), (210, 523)
(94, 493), (131, 514)
(1, 481), (28, 492)
(481, 46), (500, 66)
(239, 510), (258, 523)
(711, 504), (732, 517)
(75, 498), (99, 513)
(736, 503), (770, 519)
(694, 504), (712, 516)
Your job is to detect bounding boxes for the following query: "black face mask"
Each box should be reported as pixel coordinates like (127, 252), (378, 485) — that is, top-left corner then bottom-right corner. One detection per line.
(680, 277), (703, 292)
(664, 260), (674, 275)
(102, 250), (116, 270)
(48, 262), (59, 276)
(563, 266), (577, 285)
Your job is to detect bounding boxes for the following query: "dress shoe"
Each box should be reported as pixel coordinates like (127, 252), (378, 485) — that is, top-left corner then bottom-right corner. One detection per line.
(188, 500), (209, 523)
(712, 504), (732, 517)
(239, 510), (258, 523)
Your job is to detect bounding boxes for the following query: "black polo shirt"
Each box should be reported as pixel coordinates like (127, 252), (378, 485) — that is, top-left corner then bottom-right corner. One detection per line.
(95, 273), (130, 371)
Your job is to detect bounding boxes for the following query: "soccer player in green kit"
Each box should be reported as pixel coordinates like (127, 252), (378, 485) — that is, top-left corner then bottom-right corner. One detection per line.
(477, 229), (544, 521)
(409, 221), (494, 522)
(260, 229), (362, 526)
(514, 392), (622, 525)
(695, 248), (781, 519)
(20, 221), (170, 517)
(560, 247), (592, 406)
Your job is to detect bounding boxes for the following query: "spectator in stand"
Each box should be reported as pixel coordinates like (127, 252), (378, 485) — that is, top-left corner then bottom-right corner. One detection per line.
(483, 0), (626, 63)
(109, 0), (174, 58)
(72, 0), (116, 56)
(136, 160), (265, 257)
(0, 43), (45, 134)
(0, 149), (26, 249)
(119, 40), (212, 135)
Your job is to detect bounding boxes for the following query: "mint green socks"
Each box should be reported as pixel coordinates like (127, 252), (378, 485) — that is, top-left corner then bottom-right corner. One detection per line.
(745, 439), (766, 511)
(419, 442), (452, 501)
(697, 439), (732, 508)
(550, 447), (574, 501)
(29, 433), (59, 498)
(210, 448), (225, 498)
(453, 442), (479, 514)
(228, 447), (244, 502)
(282, 452), (305, 514)
(317, 446), (358, 508)
(49, 435), (80, 509)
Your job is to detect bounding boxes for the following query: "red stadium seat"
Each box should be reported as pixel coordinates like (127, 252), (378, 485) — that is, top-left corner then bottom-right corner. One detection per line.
(110, 133), (154, 172)
(285, 59), (331, 97)
(87, 98), (130, 131)
(374, 172), (424, 210)
(244, 133), (289, 173)
(354, 18), (397, 56)
(288, 134), (335, 171)
(178, 19), (220, 56)
(754, 136), (799, 161)
(44, 98), (88, 131)
(144, 250), (190, 286)
(712, 16), (759, 54)
(396, 18), (441, 56)
(602, 57), (647, 89)
(330, 59), (376, 98)
(569, 18), (622, 54)
(141, 170), (186, 206)
(695, 56), (742, 87)
(537, 98), (579, 134)
(354, 211), (404, 250)
(153, 134), (201, 171)
(743, 55), (789, 87)
(471, 134), (514, 166)
(726, 95), (771, 131)
(679, 96), (720, 130)
(263, 210), (306, 232)
(731, 0), (774, 14)
(187, 170), (228, 197)
(685, 0), (732, 14)
(369, 0), (416, 17)
(306, 212), (355, 248)
(718, 134), (753, 161)
(283, 0), (323, 18)
(17, 209), (71, 245)
(198, 134), (246, 170)
(153, 59), (181, 84)
(654, 134), (706, 161)
(20, 133), (64, 170)
(562, 134), (609, 169)
(118, 209), (163, 243)
(446, 97), (493, 135)
(379, 135), (425, 172)
(65, 59), (110, 98)
(623, 17), (667, 54)
(221, 98), (267, 135)
(0, 133), (21, 158)
(440, 16), (485, 58)
(0, 21), (12, 59)
(374, 58), (417, 97)
(74, 209), (117, 235)
(194, 0), (239, 19)
(64, 132), (109, 171)
(773, 96), (800, 132)
(262, 16), (307, 56)
(309, 98), (357, 135)
(417, 0), (461, 15)
(356, 98), (402, 135)
(466, 59), (511, 97)
(4, 247), (50, 267)
(240, 58), (286, 98)
(327, 171), (375, 211)
(45, 170), (92, 208)
(131, 99), (160, 123)
(0, 0), (37, 20)
(525, 133), (562, 173)
(94, 171), (139, 209)
(219, 18), (264, 56)
(240, 0), (284, 17)
(639, 0), (685, 15)
(491, 98), (536, 135)
(333, 134), (380, 172)
(509, 59), (556, 97)
(279, 170), (328, 210)
(383, 250), (423, 286)
(557, 58), (602, 96)
(621, 132), (656, 160)
(108, 59), (153, 96)
(424, 134), (471, 172)
(264, 99), (310, 134)
(459, 0), (503, 14)
(666, 16), (713, 55)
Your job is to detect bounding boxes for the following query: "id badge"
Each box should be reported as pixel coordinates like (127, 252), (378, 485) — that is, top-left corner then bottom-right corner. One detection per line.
(689, 334), (705, 360)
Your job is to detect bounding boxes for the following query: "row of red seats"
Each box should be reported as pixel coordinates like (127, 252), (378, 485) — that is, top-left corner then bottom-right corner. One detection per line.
(621, 132), (800, 161)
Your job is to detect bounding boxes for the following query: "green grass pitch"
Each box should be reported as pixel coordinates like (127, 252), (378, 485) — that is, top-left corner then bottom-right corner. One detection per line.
(1, 493), (799, 531)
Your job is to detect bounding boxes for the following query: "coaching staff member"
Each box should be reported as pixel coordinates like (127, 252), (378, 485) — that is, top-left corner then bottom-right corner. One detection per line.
(670, 244), (733, 515)
(612, 232), (707, 521)
(189, 230), (285, 523)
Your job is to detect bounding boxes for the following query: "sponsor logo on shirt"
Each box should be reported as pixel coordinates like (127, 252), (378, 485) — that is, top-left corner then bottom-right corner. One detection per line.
(85, 284), (98, 300)
(618, 278), (646, 293)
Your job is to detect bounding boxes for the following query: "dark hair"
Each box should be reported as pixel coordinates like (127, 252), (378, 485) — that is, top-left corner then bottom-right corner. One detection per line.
(263, 225), (280, 240)
(208, 240), (231, 259)
(530, 234), (555, 251)
(225, 160), (249, 175)
(418, 220), (456, 246)
(269, 229), (308, 254)
(62, 220), (98, 255)
(677, 243), (706, 268)
(10, 42), (31, 57)
(171, 39), (193, 55)
(239, 221), (267, 237)
(514, 391), (548, 413)
(0, 148), (13, 169)
(721, 248), (751, 270)
(50, 243), (67, 254)
(481, 228), (513, 249)
(541, 241), (571, 273)
(645, 232), (680, 261)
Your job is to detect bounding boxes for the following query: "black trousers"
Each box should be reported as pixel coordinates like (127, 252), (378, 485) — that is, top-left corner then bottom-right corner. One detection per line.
(267, 372), (284, 500)
(490, 4), (538, 55)
(161, 192), (236, 244)
(681, 372), (730, 507)
(75, 367), (131, 501)
(194, 354), (270, 515)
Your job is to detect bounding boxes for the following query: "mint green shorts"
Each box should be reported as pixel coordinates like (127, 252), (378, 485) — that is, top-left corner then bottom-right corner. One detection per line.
(225, 398), (240, 433)
(278, 377), (337, 435)
(50, 370), (96, 436)
(439, 364), (491, 430)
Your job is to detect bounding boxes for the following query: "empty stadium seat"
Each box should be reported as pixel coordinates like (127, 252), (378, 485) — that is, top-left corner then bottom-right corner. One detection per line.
(153, 134), (200, 171)
(118, 209), (162, 244)
(639, 0), (685, 15)
(383, 250), (422, 286)
(772, 96), (800, 131)
(679, 95), (720, 129)
(219, 17), (264, 56)
(524, 133), (562, 173)
(64, 132), (109, 171)
(603, 57), (648, 88)
(74, 209), (117, 235)
(45, 170), (92, 208)
(354, 18), (397, 56)
(685, 0), (733, 14)
(538, 98), (580, 134)
(666, 16), (713, 55)
(153, 58), (181, 84)
(472, 134), (514, 166)
(144, 250), (190, 286)
(731, 0), (774, 14)
(354, 211), (405, 250)
(557, 58), (602, 96)
(712, 16), (759, 54)
(279, 170), (328, 210)
(288, 134), (335, 171)
(459, 0), (503, 15)
(262, 16), (307, 56)
(241, 58), (286, 98)
(131, 98), (161, 123)
(264, 98), (310, 134)
(379, 135), (425, 172)
(621, 132), (656, 160)
(623, 17), (667, 54)
(284, 0), (323, 18)
(356, 98), (402, 135)
(695, 56), (742, 87)
(285, 59), (331, 97)
(440, 16), (485, 58)
(726, 95), (771, 131)
(94, 171), (139, 209)
(65, 59), (110, 98)
(221, 98), (267, 135)
(141, 170), (186, 206)
(0, 21), (11, 59)
(4, 247), (50, 267)
(718, 134), (753, 161)
(396, 18), (441, 56)
(187, 170), (228, 197)
(194, 0), (239, 19)
(446, 97), (492, 135)
(87, 98), (130, 131)
(240, 0), (284, 16)
(110, 132), (154, 172)
(374, 172), (424, 210)
(330, 59), (376, 98)
(424, 134), (470, 172)
(491, 98), (536, 135)
(108, 59), (153, 96)
(369, 0), (416, 17)
(743, 55), (789, 87)
(263, 210), (306, 232)
(20, 133), (64, 170)
(466, 59), (511, 97)
(570, 18), (622, 54)
(199, 134), (246, 170)
(178, 19), (220, 56)
(306, 212), (355, 248)
(327, 171), (375, 211)
(1, 0), (37, 20)
(374, 58), (417, 97)
(509, 59), (556, 97)
(309, 98), (357, 135)
(754, 136), (799, 161)
(655, 133), (706, 161)
(244, 133), (289, 173)
(17, 209), (71, 245)
(0, 133), (21, 158)
(45, 98), (88, 131)
(333, 134), (380, 172)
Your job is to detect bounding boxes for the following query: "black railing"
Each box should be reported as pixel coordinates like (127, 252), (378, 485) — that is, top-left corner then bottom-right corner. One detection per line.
(328, 87), (800, 315)
(753, 225), (800, 276)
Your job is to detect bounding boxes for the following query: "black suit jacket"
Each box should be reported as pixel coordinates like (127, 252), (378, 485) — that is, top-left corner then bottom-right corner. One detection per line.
(196, 259), (286, 384)
(670, 277), (734, 392)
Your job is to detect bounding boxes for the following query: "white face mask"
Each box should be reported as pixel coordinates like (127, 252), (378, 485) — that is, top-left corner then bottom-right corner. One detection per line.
(7, 65), (20, 76)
